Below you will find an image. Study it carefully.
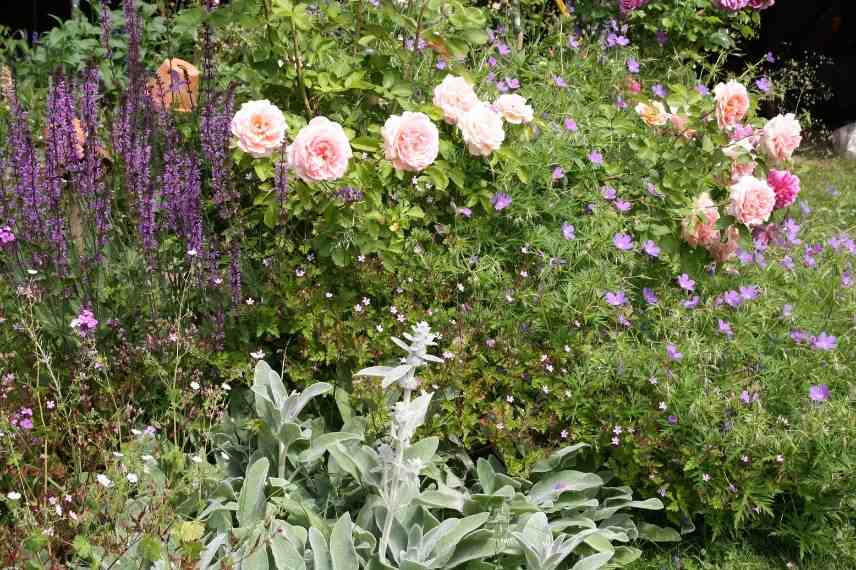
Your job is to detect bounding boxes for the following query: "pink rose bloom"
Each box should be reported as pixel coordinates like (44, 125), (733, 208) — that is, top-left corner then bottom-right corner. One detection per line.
(709, 225), (740, 262)
(287, 116), (352, 181)
(716, 0), (749, 11)
(381, 111), (439, 172)
(625, 76), (641, 94)
(493, 94), (534, 124)
(730, 160), (756, 183)
(729, 123), (755, 142)
(433, 75), (480, 125)
(759, 113), (801, 162)
(713, 80), (749, 129)
(729, 175), (776, 227)
(230, 99), (287, 157)
(748, 0), (774, 9)
(682, 192), (721, 248)
(767, 169), (801, 209)
(458, 104), (505, 157)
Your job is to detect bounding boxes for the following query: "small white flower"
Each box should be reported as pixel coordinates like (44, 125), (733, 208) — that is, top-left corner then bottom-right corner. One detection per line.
(541, 386), (550, 394)
(221, 382), (232, 391)
(187, 248), (198, 257)
(375, 324), (384, 333)
(126, 473), (139, 484)
(658, 401), (667, 411)
(213, 277), (223, 285)
(54, 504), (63, 516)
(506, 395), (514, 403)
(456, 283), (465, 292)
(251, 350), (265, 360)
(354, 304), (363, 313)
(6, 491), (21, 501)
(442, 351), (455, 360)
(564, 345), (571, 353)
(130, 429), (142, 436)
(776, 454), (785, 463)
(190, 381), (200, 390)
(397, 314), (406, 322)
(362, 297), (371, 306)
(358, 255), (366, 262)
(69, 511), (79, 521)
(190, 455), (203, 464)
(27, 269), (38, 275)
(112, 452), (124, 458)
(325, 292), (333, 299)
(561, 429), (568, 439)
(141, 455), (155, 462)
(96, 474), (113, 488)
(702, 473), (711, 482)
(245, 298), (255, 306)
(496, 422), (504, 430)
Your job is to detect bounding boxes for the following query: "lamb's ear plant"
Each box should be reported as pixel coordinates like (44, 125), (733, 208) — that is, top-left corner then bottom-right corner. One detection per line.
(199, 322), (678, 569)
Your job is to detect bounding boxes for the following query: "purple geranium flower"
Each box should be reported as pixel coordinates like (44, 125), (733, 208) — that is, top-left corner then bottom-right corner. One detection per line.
(656, 30), (668, 46)
(564, 118), (578, 132)
(626, 58), (640, 73)
(809, 384), (830, 402)
(811, 332), (837, 351)
(652, 84), (667, 98)
(790, 329), (810, 345)
(642, 240), (660, 257)
(554, 76), (568, 88)
(605, 290), (627, 306)
(666, 343), (683, 361)
(677, 273), (696, 292)
(491, 192), (512, 211)
(561, 222), (575, 240)
(739, 285), (759, 300)
(588, 151), (604, 165)
(682, 296), (700, 309)
(754, 76), (772, 93)
(718, 319), (734, 338)
(696, 84), (710, 96)
(723, 290), (742, 308)
(601, 185), (617, 200)
(613, 233), (634, 251)
(614, 199), (632, 212)
(552, 166), (565, 180)
(643, 287), (658, 305)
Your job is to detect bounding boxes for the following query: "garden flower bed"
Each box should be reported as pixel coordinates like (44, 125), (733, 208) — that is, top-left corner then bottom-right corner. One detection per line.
(0, 0), (853, 566)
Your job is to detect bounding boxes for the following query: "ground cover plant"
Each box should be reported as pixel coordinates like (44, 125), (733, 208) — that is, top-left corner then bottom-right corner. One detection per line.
(0, 0), (853, 566)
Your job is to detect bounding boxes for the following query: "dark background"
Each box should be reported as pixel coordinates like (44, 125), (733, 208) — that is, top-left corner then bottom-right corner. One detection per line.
(3, 0), (856, 127)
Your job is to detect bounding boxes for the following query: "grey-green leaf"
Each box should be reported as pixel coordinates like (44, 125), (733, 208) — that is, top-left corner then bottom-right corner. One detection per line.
(331, 513), (359, 570)
(309, 528), (332, 570)
(238, 458), (269, 527)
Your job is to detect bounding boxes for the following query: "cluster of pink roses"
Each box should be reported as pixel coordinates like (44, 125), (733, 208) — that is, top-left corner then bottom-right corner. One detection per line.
(230, 100), (354, 182)
(714, 0), (774, 12)
(682, 78), (802, 261)
(432, 74), (533, 157)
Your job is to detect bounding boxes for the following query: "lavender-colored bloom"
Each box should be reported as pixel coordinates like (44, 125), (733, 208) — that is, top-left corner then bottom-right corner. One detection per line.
(561, 222), (575, 240)
(554, 76), (568, 88)
(766, 51), (776, 63)
(615, 95), (628, 109)
(780, 256), (795, 271)
(782, 304), (794, 318)
(643, 287), (658, 305)
(656, 30), (668, 46)
(0, 226), (14, 245)
(696, 84), (710, 96)
(799, 200), (811, 216)
(605, 290), (627, 306)
(614, 199), (631, 212)
(552, 166), (565, 180)
(606, 33), (630, 48)
(568, 34), (580, 49)
(811, 333), (837, 351)
(841, 271), (853, 288)
(646, 182), (664, 197)
(455, 205), (472, 218)
(436, 59), (447, 70)
(723, 290), (742, 308)
(642, 240), (660, 257)
(677, 273), (695, 292)
(790, 329), (810, 345)
(100, 2), (113, 58)
(613, 232), (634, 251)
(667, 415), (678, 425)
(754, 76), (772, 93)
(651, 84), (667, 98)
(588, 150), (604, 165)
(601, 185), (617, 200)
(505, 78), (520, 90)
(564, 118), (578, 132)
(496, 42), (511, 56)
(491, 192), (512, 211)
(716, 0), (749, 12)
(736, 249), (753, 264)
(626, 58), (640, 73)
(809, 384), (830, 402)
(666, 343), (683, 361)
(123, 0), (142, 83)
(718, 319), (734, 337)
(682, 296), (700, 309)
(739, 285), (759, 300)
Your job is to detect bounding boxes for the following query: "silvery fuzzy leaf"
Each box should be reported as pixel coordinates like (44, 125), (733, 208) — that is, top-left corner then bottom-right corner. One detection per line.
(237, 458), (269, 528)
(354, 365), (396, 378)
(391, 337), (412, 352)
(330, 513), (360, 570)
(381, 365), (415, 389)
(531, 443), (590, 473)
(308, 528), (332, 570)
(570, 551), (613, 570)
(393, 392), (434, 442)
(282, 382), (332, 421)
(529, 471), (603, 506)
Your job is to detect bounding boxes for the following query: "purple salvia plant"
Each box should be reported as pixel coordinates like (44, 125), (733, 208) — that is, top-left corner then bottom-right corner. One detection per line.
(7, 91), (44, 247)
(123, 0), (141, 84)
(229, 240), (242, 305)
(100, 2), (113, 59)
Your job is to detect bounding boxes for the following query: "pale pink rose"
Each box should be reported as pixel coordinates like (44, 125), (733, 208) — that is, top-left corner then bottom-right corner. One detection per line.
(493, 94), (534, 124)
(634, 101), (669, 127)
(709, 225), (740, 262)
(381, 111), (439, 172)
(458, 104), (505, 157)
(730, 160), (756, 183)
(287, 116), (353, 181)
(713, 80), (749, 129)
(433, 75), (480, 125)
(230, 99), (287, 157)
(767, 169), (800, 209)
(729, 175), (776, 227)
(759, 113), (801, 161)
(682, 192), (720, 247)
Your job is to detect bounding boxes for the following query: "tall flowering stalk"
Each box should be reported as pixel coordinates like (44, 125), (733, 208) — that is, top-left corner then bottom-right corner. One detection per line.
(355, 321), (443, 562)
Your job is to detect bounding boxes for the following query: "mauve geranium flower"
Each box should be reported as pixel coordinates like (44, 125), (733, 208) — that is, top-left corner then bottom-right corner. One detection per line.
(561, 222), (575, 240)
(491, 192), (512, 211)
(723, 290), (742, 308)
(627, 58), (640, 73)
(811, 333), (837, 351)
(552, 166), (565, 180)
(697, 84), (710, 96)
(739, 285), (759, 300)
(601, 185), (617, 200)
(643, 288), (658, 305)
(614, 199), (632, 212)
(666, 343), (683, 361)
(605, 290), (627, 306)
(564, 118), (578, 132)
(809, 384), (830, 402)
(682, 296), (700, 309)
(718, 319), (734, 337)
(642, 240), (660, 257)
(652, 84), (667, 98)
(677, 273), (696, 291)
(755, 76), (772, 93)
(588, 150), (604, 165)
(554, 76), (568, 88)
(667, 415), (678, 425)
(613, 233), (634, 251)
(790, 329), (810, 345)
